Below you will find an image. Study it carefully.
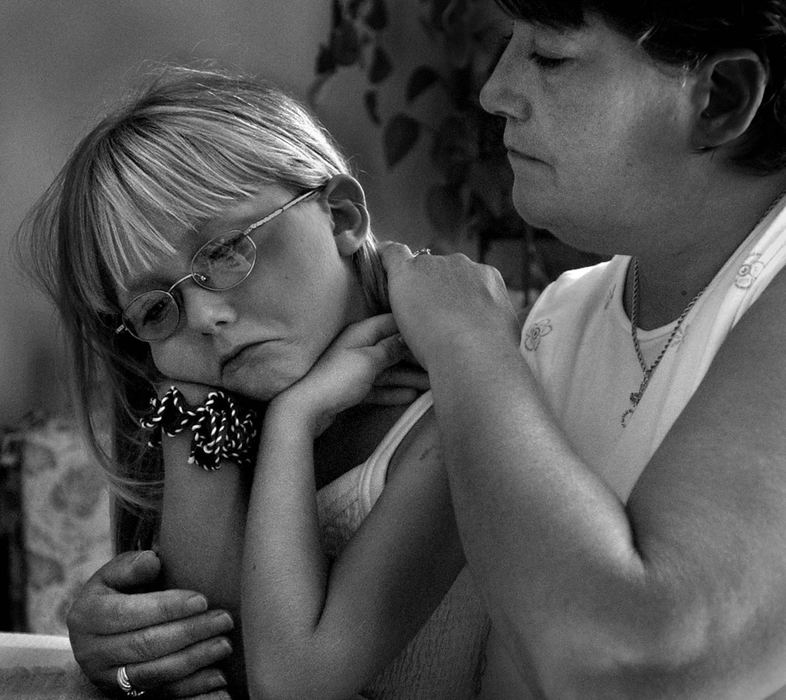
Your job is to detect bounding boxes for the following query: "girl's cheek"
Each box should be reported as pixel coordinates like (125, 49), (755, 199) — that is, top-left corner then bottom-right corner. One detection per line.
(149, 345), (185, 379)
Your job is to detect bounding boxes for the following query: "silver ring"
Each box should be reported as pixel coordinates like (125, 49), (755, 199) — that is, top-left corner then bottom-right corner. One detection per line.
(413, 248), (431, 258)
(117, 665), (145, 697)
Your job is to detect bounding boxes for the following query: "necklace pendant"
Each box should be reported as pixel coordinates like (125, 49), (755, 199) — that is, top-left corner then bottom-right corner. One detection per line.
(621, 388), (645, 427)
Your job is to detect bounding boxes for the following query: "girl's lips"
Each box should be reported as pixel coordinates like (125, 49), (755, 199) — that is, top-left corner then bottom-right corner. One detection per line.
(221, 343), (259, 372)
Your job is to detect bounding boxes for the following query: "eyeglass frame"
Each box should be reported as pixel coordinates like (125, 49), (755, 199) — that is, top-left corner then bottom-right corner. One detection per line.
(114, 187), (322, 342)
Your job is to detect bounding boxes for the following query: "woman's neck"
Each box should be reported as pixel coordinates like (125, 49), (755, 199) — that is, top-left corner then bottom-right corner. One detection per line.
(627, 174), (786, 330)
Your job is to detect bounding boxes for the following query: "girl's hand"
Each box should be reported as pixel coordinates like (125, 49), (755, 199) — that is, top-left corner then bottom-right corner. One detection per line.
(365, 359), (430, 406)
(379, 243), (521, 370)
(274, 313), (407, 436)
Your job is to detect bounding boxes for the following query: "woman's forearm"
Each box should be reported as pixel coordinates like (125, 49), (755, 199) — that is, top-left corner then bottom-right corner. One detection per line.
(427, 338), (657, 686)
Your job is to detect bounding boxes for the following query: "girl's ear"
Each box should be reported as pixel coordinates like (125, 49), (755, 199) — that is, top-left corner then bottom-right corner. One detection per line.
(690, 49), (768, 151)
(321, 174), (370, 257)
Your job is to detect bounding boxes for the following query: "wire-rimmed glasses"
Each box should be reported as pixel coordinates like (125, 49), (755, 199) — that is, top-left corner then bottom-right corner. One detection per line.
(115, 188), (320, 342)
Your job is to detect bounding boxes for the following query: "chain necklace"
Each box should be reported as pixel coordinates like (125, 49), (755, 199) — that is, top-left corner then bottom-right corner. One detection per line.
(619, 187), (786, 427)
(620, 259), (705, 427)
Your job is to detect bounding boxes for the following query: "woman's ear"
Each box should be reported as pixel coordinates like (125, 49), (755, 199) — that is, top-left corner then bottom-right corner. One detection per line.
(691, 49), (768, 151)
(321, 174), (370, 257)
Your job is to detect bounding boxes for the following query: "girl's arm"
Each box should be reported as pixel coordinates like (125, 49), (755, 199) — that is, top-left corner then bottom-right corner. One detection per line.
(241, 315), (464, 700)
(157, 381), (251, 694)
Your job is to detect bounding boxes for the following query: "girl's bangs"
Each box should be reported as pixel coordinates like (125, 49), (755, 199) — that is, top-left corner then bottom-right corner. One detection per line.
(82, 129), (268, 303)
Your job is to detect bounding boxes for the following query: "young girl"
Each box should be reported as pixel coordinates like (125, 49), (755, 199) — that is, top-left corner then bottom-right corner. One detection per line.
(23, 66), (489, 699)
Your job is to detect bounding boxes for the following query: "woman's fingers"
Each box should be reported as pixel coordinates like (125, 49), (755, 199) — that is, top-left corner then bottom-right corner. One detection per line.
(156, 667), (229, 698)
(68, 551), (209, 635)
(88, 610), (235, 669)
(119, 634), (233, 694)
(378, 240), (415, 269)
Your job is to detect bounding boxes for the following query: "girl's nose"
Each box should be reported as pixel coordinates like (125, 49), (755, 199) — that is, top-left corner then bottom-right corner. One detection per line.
(179, 284), (237, 334)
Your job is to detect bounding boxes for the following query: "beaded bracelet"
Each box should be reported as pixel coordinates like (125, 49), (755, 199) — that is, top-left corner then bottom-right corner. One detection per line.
(140, 387), (260, 471)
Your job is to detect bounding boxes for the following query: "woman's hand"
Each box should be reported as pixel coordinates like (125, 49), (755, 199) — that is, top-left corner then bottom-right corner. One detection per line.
(379, 243), (521, 370)
(274, 313), (408, 436)
(67, 551), (235, 698)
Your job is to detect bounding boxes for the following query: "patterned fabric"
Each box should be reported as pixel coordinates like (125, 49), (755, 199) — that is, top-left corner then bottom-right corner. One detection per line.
(1, 415), (112, 634)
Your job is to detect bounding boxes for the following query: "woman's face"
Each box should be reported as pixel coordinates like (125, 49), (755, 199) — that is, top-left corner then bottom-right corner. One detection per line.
(119, 184), (371, 401)
(480, 15), (701, 254)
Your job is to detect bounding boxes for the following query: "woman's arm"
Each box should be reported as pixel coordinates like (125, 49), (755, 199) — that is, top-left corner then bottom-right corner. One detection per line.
(241, 315), (464, 700)
(382, 245), (786, 699)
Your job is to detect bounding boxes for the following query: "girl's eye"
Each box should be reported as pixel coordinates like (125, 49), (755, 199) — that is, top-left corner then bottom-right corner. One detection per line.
(530, 53), (568, 69)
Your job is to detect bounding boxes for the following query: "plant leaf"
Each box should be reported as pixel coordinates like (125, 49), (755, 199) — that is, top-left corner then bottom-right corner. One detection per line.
(406, 66), (440, 102)
(426, 183), (465, 238)
(383, 114), (420, 167)
(368, 45), (392, 84)
(431, 115), (476, 184)
(332, 0), (343, 28)
(364, 90), (381, 125)
(365, 0), (388, 30)
(331, 21), (361, 66)
(315, 44), (337, 76)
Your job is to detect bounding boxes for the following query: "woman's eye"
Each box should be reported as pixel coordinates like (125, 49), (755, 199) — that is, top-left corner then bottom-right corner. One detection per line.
(530, 53), (568, 69)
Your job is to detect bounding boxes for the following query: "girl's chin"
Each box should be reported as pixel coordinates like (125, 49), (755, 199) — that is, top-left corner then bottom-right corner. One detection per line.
(222, 370), (303, 403)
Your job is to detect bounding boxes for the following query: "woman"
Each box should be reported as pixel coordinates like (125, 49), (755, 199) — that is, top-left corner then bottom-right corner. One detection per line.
(23, 67), (487, 699)
(381, 1), (786, 697)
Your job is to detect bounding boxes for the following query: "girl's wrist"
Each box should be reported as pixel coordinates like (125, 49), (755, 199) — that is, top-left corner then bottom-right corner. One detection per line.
(267, 391), (331, 438)
(142, 386), (261, 471)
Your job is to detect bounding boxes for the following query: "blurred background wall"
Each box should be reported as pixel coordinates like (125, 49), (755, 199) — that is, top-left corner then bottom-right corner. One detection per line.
(0, 0), (452, 425)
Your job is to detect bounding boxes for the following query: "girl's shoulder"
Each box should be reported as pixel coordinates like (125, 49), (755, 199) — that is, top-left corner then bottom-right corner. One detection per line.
(316, 391), (436, 553)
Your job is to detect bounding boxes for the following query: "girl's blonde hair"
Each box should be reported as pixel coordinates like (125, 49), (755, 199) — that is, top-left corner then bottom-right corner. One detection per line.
(21, 65), (388, 548)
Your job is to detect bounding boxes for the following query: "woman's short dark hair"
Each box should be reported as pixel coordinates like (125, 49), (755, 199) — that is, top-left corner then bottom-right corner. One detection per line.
(495, 1), (786, 173)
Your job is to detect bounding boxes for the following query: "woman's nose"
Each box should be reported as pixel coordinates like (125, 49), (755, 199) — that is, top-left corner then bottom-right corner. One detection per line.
(480, 40), (531, 121)
(179, 284), (237, 334)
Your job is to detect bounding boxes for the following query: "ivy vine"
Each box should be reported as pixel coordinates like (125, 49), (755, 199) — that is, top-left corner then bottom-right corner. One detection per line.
(310, 0), (524, 252)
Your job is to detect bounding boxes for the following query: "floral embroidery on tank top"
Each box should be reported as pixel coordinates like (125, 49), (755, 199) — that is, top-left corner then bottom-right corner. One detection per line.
(523, 319), (553, 351)
(736, 252), (766, 289)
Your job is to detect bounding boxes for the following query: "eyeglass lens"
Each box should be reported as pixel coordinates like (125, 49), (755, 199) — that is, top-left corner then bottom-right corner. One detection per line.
(122, 235), (256, 340)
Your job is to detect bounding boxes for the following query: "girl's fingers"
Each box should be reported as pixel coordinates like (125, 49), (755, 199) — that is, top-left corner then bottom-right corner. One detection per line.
(364, 387), (421, 406)
(374, 365), (430, 390)
(334, 313), (399, 349)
